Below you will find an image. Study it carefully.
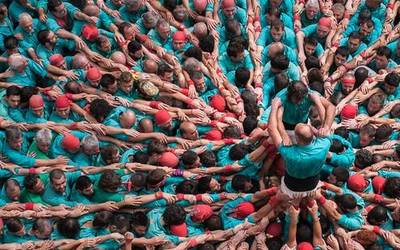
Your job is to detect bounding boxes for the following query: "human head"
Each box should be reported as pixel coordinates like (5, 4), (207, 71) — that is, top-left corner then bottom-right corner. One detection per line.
(317, 17), (331, 38)
(367, 92), (386, 116)
(31, 219), (52, 239)
(61, 133), (80, 153)
(81, 135), (100, 156)
(38, 29), (57, 47)
(221, 0), (236, 18)
(334, 46), (350, 66)
(119, 110), (136, 129)
(142, 11), (158, 29)
(48, 0), (67, 18)
(81, 24), (99, 42)
(72, 53), (91, 70)
(35, 128), (52, 153)
(146, 169), (167, 188)
(5, 85), (21, 108)
(110, 214), (130, 234)
(19, 13), (33, 33)
(127, 40), (144, 60)
(232, 175), (253, 192)
(341, 73), (356, 95)
(4, 36), (19, 55)
(100, 146), (120, 164)
(375, 124), (393, 144)
(270, 54), (289, 73)
(383, 177), (400, 198)
(50, 169), (67, 193)
(367, 205), (389, 225)
(287, 81), (308, 104)
(375, 46), (391, 71)
(6, 218), (25, 236)
(355, 149), (373, 169)
(99, 170), (122, 193)
(332, 3), (345, 21)
(304, 0), (319, 20)
(227, 40), (245, 62)
(56, 218), (80, 239)
(54, 95), (71, 119)
(8, 53), (28, 72)
(228, 144), (249, 161)
(347, 32), (362, 53)
(89, 98), (113, 123)
(294, 123), (314, 145)
(180, 121), (199, 140)
(197, 176), (221, 193)
(24, 174), (45, 195)
(125, 0), (144, 11)
(130, 211), (149, 236)
(304, 37), (318, 56)
(5, 179), (21, 201)
(156, 19), (171, 40)
(5, 127), (23, 151)
(328, 167), (349, 186)
(383, 72), (400, 95)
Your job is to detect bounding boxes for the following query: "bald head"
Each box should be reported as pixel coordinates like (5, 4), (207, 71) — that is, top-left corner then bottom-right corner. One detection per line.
(180, 121), (198, 140)
(294, 123), (314, 145)
(143, 59), (158, 73)
(83, 4), (100, 17)
(72, 53), (90, 69)
(110, 51), (127, 65)
(193, 22), (208, 39)
(120, 110), (136, 129)
(268, 42), (284, 58)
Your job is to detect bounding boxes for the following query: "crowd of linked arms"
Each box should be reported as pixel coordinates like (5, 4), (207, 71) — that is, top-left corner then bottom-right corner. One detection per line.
(0, 0), (399, 249)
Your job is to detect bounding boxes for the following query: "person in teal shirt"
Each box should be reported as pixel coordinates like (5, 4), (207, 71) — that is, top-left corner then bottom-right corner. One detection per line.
(90, 35), (119, 59)
(135, 11), (158, 35)
(260, 0), (293, 19)
(300, 0), (321, 28)
(387, 40), (400, 64)
(14, 14), (43, 56)
(46, 0), (82, 32)
(148, 20), (177, 48)
(0, 86), (25, 123)
(3, 218), (35, 243)
(340, 32), (368, 58)
(0, 5), (14, 51)
(42, 170), (82, 206)
(219, 45), (254, 75)
(262, 55), (300, 84)
(50, 131), (87, 164)
(36, 29), (77, 66)
(257, 20), (297, 50)
(72, 134), (100, 167)
(261, 42), (298, 65)
(218, 1), (247, 27)
(8, 0), (38, 23)
(119, 0), (148, 24)
(3, 54), (48, 87)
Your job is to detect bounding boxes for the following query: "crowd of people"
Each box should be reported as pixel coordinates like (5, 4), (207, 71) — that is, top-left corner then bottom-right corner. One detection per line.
(0, 0), (399, 249)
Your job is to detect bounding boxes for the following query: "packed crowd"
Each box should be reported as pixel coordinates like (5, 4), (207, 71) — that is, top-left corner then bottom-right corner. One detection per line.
(0, 0), (399, 249)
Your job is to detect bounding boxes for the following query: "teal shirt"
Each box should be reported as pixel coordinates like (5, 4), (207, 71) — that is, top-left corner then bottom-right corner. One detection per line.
(9, 0), (38, 22)
(2, 139), (36, 168)
(329, 135), (355, 168)
(50, 131), (87, 164)
(42, 171), (82, 206)
(219, 51), (254, 74)
(262, 62), (300, 83)
(6, 59), (48, 87)
(262, 44), (298, 65)
(25, 108), (49, 124)
(218, 7), (247, 27)
(148, 27), (177, 48)
(278, 137), (331, 178)
(15, 19), (43, 51)
(339, 37), (368, 57)
(257, 26), (297, 49)
(0, 18), (14, 51)
(275, 88), (314, 125)
(145, 207), (180, 245)
(119, 5), (147, 24)
(46, 2), (79, 32)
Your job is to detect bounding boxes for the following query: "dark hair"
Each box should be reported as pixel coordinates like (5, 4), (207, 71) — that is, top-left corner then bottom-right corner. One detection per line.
(376, 46), (391, 59)
(309, 81), (324, 96)
(133, 151), (149, 164)
(367, 205), (388, 225)
(232, 175), (251, 192)
(375, 124), (393, 143)
(296, 223), (312, 243)
(181, 150), (198, 166)
(48, 0), (63, 12)
(199, 35), (215, 53)
(287, 81), (308, 102)
(175, 180), (197, 194)
(349, 31), (362, 41)
(197, 176), (212, 193)
(372, 154), (386, 164)
(336, 46), (350, 58)
(270, 54), (289, 71)
(330, 139), (344, 153)
(130, 172), (147, 189)
(6, 218), (23, 233)
(199, 150), (216, 167)
(228, 144), (249, 161)
(99, 170), (121, 191)
(157, 63), (173, 76)
(223, 125), (241, 139)
(383, 177), (400, 198)
(146, 169), (166, 186)
(49, 169), (65, 183)
(354, 149), (373, 169)
(304, 36), (318, 47)
(270, 19), (284, 30)
(37, 29), (51, 45)
(23, 174), (40, 191)
(305, 56), (320, 69)
(4, 36), (18, 50)
(131, 211), (149, 227)
(355, 67), (369, 87)
(100, 74), (116, 89)
(6, 85), (21, 97)
(198, 243), (216, 250)
(111, 214), (130, 231)
(334, 126), (349, 139)
(204, 214), (222, 231)
(227, 40), (245, 58)
(20, 86), (39, 104)
(336, 193), (357, 211)
(332, 167), (349, 186)
(57, 218), (80, 239)
(183, 47), (203, 62)
(243, 116), (258, 135)
(90, 99), (112, 122)
(163, 204), (187, 226)
(358, 7), (372, 23)
(100, 145), (119, 164)
(75, 175), (92, 191)
(274, 73), (289, 93)
(266, 237), (284, 250)
(235, 67), (250, 88)
(147, 140), (166, 154)
(384, 72), (400, 87)
(93, 211), (113, 228)
(127, 40), (142, 54)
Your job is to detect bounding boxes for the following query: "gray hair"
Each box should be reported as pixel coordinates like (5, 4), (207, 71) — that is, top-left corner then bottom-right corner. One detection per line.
(19, 12), (32, 23)
(81, 135), (99, 151)
(8, 54), (27, 70)
(35, 128), (53, 145)
(5, 127), (22, 142)
(305, 0), (319, 10)
(183, 57), (201, 72)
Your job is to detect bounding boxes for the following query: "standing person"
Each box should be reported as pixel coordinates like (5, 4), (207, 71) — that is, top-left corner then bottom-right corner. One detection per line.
(268, 98), (332, 198)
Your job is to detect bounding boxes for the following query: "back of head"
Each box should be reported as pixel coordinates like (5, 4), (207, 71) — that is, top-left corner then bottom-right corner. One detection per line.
(294, 124), (314, 145)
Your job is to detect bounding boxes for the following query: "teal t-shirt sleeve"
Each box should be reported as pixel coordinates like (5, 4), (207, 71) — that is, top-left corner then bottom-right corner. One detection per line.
(45, 18), (61, 32)
(5, 150), (36, 168)
(378, 170), (400, 178)
(244, 53), (254, 70)
(337, 213), (364, 230)
(99, 11), (113, 29)
(302, 24), (317, 37)
(28, 60), (47, 78)
(315, 43), (324, 57)
(64, 2), (79, 16)
(256, 28), (269, 46)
